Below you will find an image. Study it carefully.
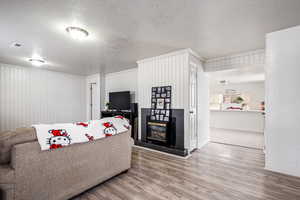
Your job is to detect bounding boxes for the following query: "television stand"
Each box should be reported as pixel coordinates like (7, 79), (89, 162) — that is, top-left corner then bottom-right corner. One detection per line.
(101, 110), (138, 140)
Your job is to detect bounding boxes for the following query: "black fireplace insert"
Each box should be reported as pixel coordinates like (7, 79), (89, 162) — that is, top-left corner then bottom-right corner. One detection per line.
(147, 121), (169, 144)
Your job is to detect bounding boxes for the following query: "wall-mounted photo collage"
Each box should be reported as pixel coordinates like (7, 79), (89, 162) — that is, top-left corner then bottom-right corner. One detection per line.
(150, 86), (172, 122)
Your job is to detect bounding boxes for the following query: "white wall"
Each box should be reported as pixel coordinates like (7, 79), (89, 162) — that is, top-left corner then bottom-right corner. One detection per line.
(265, 25), (300, 177)
(104, 68), (138, 104)
(0, 63), (86, 131)
(210, 81), (265, 110)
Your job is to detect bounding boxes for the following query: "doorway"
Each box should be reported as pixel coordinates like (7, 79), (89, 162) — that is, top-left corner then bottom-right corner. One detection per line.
(90, 83), (97, 120)
(208, 66), (265, 149)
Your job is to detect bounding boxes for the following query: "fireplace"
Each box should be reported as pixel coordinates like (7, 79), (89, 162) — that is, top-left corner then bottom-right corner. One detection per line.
(147, 121), (169, 144)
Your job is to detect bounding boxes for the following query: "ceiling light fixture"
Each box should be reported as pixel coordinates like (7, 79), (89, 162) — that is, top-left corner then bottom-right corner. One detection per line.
(11, 42), (22, 48)
(66, 26), (89, 40)
(28, 58), (45, 67)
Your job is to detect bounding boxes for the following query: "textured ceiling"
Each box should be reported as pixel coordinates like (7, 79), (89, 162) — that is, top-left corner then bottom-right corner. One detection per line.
(1, 0), (300, 75)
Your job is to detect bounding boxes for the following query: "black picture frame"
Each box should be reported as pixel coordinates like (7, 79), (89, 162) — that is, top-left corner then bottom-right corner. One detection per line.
(150, 86), (172, 122)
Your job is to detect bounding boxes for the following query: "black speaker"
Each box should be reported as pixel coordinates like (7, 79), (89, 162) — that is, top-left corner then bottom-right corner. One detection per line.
(130, 103), (138, 117)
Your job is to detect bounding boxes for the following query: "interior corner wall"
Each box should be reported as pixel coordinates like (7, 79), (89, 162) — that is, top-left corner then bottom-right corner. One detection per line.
(265, 25), (300, 177)
(0, 63), (86, 131)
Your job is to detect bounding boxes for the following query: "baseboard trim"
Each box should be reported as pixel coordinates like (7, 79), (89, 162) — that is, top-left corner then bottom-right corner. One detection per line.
(211, 141), (263, 150)
(133, 145), (191, 159)
(198, 139), (209, 149)
(264, 166), (300, 178)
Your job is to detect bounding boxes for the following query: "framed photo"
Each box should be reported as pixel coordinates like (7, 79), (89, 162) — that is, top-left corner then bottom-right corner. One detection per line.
(167, 91), (171, 97)
(160, 115), (164, 121)
(150, 86), (172, 121)
(165, 103), (170, 109)
(165, 110), (169, 117)
(156, 98), (165, 109)
(151, 110), (155, 115)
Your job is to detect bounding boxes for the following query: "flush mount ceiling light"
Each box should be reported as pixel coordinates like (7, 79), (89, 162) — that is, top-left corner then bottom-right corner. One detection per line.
(66, 26), (89, 40)
(28, 58), (45, 67)
(219, 80), (228, 85)
(10, 42), (22, 48)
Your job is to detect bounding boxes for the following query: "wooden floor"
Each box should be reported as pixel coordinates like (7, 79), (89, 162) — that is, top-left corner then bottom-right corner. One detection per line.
(73, 143), (300, 200)
(210, 128), (264, 149)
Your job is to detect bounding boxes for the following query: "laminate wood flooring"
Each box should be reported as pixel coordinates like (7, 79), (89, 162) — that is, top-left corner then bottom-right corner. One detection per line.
(73, 143), (300, 200)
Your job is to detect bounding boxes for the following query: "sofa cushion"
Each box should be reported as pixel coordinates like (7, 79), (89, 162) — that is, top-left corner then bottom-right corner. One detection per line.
(0, 165), (14, 184)
(0, 128), (37, 164)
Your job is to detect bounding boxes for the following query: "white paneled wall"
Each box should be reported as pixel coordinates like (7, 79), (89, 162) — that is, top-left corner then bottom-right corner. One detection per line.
(138, 50), (189, 110)
(0, 64), (86, 131)
(204, 49), (265, 72)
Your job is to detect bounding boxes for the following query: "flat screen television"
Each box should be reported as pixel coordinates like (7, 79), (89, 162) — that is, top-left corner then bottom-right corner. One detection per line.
(109, 91), (131, 110)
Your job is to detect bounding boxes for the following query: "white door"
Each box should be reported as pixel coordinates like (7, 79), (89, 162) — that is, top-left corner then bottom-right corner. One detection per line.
(189, 64), (198, 151)
(90, 83), (97, 120)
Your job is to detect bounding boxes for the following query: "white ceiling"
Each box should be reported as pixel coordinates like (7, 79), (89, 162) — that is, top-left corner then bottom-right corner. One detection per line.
(1, 0), (300, 75)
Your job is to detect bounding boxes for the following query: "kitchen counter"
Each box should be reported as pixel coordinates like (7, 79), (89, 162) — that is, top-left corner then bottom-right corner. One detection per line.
(210, 109), (265, 133)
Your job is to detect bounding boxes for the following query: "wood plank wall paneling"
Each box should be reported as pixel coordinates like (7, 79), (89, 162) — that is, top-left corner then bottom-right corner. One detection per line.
(137, 50), (190, 144)
(0, 64), (86, 131)
(204, 49), (265, 72)
(137, 51), (189, 110)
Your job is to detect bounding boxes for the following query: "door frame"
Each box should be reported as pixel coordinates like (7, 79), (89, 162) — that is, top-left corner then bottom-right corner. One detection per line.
(189, 62), (199, 152)
(89, 82), (97, 120)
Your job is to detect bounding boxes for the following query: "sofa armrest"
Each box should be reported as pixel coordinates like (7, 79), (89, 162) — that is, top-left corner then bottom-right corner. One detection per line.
(0, 165), (14, 184)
